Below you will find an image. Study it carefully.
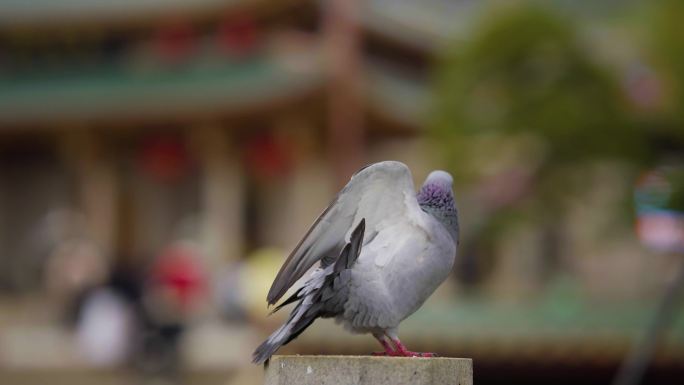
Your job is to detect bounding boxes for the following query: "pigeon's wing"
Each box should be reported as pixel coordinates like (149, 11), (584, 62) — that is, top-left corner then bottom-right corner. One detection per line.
(266, 161), (424, 305)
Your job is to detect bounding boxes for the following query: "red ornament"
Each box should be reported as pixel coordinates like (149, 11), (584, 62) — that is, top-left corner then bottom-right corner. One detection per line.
(216, 14), (259, 57)
(138, 135), (191, 183)
(154, 20), (197, 63)
(243, 132), (292, 180)
(150, 244), (206, 311)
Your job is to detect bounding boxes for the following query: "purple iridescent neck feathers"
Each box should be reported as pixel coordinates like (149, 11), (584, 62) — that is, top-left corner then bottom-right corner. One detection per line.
(417, 170), (459, 244)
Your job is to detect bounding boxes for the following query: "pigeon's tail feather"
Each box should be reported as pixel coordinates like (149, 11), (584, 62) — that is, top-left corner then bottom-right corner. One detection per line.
(253, 219), (366, 364)
(253, 293), (318, 364)
(268, 287), (304, 315)
(253, 323), (292, 364)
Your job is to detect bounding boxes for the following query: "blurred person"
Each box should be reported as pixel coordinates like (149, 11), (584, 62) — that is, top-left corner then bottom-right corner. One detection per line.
(73, 260), (144, 367)
(12, 208), (92, 292)
(138, 241), (207, 379)
(75, 286), (137, 366)
(239, 247), (289, 323)
(37, 208), (111, 330)
(45, 238), (108, 316)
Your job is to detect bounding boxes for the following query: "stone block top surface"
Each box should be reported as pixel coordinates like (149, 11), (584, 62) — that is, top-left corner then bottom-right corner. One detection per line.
(263, 355), (473, 385)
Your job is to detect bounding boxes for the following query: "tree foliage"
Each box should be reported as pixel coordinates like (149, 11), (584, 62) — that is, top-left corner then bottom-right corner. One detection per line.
(430, 5), (684, 285)
(433, 6), (645, 179)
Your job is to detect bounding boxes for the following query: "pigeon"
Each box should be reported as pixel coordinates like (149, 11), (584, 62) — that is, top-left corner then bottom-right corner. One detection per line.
(252, 161), (459, 364)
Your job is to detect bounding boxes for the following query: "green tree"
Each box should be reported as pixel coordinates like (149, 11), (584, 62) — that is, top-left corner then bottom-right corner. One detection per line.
(430, 5), (651, 286)
(433, 6), (645, 182)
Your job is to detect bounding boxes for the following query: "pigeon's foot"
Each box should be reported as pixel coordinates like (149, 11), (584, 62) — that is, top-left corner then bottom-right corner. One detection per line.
(371, 335), (439, 357)
(390, 338), (439, 358)
(372, 335), (395, 356)
(372, 350), (437, 357)
(400, 351), (438, 357)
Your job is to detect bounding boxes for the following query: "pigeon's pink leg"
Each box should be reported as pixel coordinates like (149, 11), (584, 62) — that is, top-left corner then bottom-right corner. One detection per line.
(371, 334), (395, 356)
(389, 338), (438, 358)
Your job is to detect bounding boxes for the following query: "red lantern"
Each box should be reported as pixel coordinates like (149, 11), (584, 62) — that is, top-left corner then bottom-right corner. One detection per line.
(138, 135), (192, 183)
(216, 14), (259, 57)
(243, 132), (293, 181)
(154, 20), (197, 63)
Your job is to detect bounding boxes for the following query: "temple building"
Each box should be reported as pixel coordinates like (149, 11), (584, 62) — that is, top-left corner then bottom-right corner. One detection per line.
(0, 1), (682, 384)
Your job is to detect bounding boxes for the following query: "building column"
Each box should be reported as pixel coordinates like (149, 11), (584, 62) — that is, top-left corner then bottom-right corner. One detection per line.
(192, 125), (244, 268)
(324, 0), (365, 187)
(60, 129), (118, 258)
(260, 113), (333, 249)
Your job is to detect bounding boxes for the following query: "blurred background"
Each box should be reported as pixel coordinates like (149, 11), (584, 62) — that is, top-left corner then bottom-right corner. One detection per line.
(0, 0), (683, 384)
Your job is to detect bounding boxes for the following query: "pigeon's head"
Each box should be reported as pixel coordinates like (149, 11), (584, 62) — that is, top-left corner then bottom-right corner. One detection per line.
(417, 170), (459, 242)
(418, 170), (454, 207)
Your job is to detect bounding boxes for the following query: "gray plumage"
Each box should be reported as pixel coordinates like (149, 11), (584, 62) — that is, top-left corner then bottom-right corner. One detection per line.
(253, 161), (459, 364)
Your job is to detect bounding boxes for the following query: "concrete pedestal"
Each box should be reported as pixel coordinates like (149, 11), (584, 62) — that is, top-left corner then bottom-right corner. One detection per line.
(264, 355), (473, 385)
